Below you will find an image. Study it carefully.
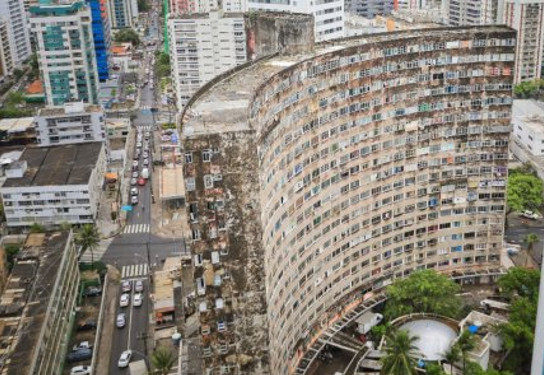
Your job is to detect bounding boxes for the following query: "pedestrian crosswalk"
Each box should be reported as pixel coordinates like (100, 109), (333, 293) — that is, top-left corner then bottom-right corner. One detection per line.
(138, 125), (153, 131)
(79, 238), (112, 262)
(122, 224), (150, 234)
(121, 263), (149, 279)
(140, 106), (152, 115)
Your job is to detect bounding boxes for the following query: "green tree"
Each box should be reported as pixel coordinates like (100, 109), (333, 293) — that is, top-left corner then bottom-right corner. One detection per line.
(114, 28), (140, 46)
(29, 222), (45, 233)
(464, 361), (513, 375)
(381, 329), (420, 375)
(151, 346), (176, 375)
(497, 267), (540, 300)
(4, 244), (20, 271)
(76, 224), (100, 269)
(442, 345), (461, 375)
(137, 0), (150, 11)
(524, 233), (540, 255)
(514, 80), (539, 98)
(426, 363), (447, 375)
(384, 270), (461, 319)
(5, 92), (24, 106)
(507, 172), (543, 214)
(456, 331), (477, 371)
(497, 297), (537, 373)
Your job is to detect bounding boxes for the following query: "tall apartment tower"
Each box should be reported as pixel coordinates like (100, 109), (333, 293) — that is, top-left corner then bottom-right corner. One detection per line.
(86, 0), (111, 81)
(246, 0), (343, 41)
(168, 12), (247, 109)
(107, 0), (138, 29)
(0, 20), (14, 80)
(0, 0), (32, 67)
(503, 0), (544, 82)
(30, 1), (99, 106)
(345, 0), (394, 19)
(180, 26), (515, 374)
(445, 0), (501, 25)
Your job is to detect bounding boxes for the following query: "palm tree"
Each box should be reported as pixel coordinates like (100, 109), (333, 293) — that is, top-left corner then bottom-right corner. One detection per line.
(76, 224), (100, 269)
(151, 346), (176, 375)
(381, 329), (420, 375)
(456, 330), (477, 372)
(524, 233), (539, 255)
(443, 345), (461, 375)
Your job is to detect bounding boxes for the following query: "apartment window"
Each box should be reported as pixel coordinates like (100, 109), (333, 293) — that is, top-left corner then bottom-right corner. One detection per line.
(204, 175), (214, 189)
(185, 152), (193, 163)
(202, 149), (211, 162)
(186, 178), (195, 191)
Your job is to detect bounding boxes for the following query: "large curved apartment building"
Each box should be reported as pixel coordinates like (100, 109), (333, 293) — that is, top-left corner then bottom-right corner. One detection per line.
(181, 25), (515, 375)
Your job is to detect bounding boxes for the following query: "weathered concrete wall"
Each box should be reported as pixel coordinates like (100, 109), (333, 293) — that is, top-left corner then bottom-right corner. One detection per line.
(245, 12), (315, 59)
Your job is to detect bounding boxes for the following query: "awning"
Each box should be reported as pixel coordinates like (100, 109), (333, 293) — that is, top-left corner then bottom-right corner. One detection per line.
(105, 172), (118, 181)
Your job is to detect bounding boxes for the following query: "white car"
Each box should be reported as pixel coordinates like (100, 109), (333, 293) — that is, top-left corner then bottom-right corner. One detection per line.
(521, 210), (541, 220)
(136, 142), (142, 148)
(120, 293), (130, 307)
(143, 159), (149, 166)
(131, 196), (139, 205)
(132, 160), (139, 168)
(130, 178), (137, 186)
(130, 187), (138, 196)
(143, 151), (149, 158)
(70, 366), (92, 375)
(133, 293), (143, 307)
(116, 313), (126, 328)
(118, 350), (132, 368)
(135, 280), (144, 292)
(132, 171), (139, 178)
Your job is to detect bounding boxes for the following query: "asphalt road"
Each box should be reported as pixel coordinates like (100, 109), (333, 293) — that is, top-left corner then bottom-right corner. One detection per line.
(103, 24), (184, 372)
(505, 213), (544, 264)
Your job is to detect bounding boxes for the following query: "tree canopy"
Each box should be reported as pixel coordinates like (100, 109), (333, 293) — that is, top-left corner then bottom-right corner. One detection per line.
(151, 346), (176, 375)
(384, 270), (461, 319)
(513, 79), (544, 99)
(381, 329), (420, 375)
(507, 172), (543, 213)
(496, 267), (540, 374)
(114, 28), (140, 46)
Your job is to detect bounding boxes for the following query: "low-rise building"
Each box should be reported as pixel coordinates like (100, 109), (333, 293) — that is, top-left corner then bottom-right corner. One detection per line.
(107, 117), (131, 161)
(0, 231), (79, 375)
(512, 99), (544, 156)
(1, 142), (106, 228)
(0, 117), (36, 145)
(35, 102), (105, 147)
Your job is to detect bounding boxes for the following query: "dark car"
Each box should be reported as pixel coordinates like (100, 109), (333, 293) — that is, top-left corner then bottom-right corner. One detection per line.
(76, 321), (97, 331)
(84, 287), (102, 297)
(67, 348), (92, 363)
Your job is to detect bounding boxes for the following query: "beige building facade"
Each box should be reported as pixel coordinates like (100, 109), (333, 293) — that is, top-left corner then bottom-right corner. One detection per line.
(181, 26), (515, 374)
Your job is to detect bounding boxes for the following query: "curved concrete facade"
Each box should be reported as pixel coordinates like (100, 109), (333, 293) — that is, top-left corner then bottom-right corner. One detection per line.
(181, 26), (515, 375)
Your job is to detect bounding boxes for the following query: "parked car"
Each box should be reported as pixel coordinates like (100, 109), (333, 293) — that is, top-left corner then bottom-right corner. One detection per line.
(143, 159), (149, 166)
(136, 142), (142, 148)
(116, 313), (126, 328)
(118, 350), (132, 368)
(521, 210), (541, 220)
(72, 341), (92, 351)
(83, 286), (101, 297)
(132, 171), (139, 178)
(131, 196), (139, 205)
(138, 178), (146, 186)
(141, 168), (149, 179)
(76, 321), (97, 331)
(143, 151), (149, 159)
(133, 293), (143, 307)
(130, 178), (138, 186)
(134, 280), (144, 292)
(67, 348), (92, 363)
(130, 187), (138, 196)
(132, 160), (139, 168)
(70, 365), (92, 375)
(121, 280), (132, 292)
(120, 293), (130, 307)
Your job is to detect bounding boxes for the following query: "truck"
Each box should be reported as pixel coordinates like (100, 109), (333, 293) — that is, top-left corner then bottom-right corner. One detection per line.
(355, 312), (383, 335)
(141, 168), (149, 179)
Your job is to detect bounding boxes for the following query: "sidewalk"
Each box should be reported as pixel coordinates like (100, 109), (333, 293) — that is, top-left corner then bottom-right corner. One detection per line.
(95, 266), (121, 375)
(96, 186), (121, 238)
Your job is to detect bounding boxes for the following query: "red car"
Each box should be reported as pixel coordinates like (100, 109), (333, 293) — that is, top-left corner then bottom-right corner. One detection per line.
(138, 178), (146, 186)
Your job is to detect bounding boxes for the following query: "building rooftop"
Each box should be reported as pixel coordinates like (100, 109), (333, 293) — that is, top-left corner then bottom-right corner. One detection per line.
(2, 142), (103, 188)
(0, 231), (71, 375)
(38, 102), (102, 116)
(106, 118), (130, 129)
(512, 99), (544, 133)
(181, 25), (515, 138)
(160, 166), (186, 200)
(25, 79), (44, 95)
(0, 118), (35, 134)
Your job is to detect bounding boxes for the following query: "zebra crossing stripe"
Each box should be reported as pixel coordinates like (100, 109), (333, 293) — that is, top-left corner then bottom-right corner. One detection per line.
(120, 263), (149, 279)
(122, 224), (150, 234)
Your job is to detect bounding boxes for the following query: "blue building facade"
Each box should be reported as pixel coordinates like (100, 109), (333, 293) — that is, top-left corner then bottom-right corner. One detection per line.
(87, 0), (110, 81)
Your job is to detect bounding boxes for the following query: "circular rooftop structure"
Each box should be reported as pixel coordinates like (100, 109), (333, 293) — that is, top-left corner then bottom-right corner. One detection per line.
(399, 319), (457, 361)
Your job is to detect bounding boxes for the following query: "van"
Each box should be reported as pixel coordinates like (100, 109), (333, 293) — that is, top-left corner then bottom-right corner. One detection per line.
(67, 348), (92, 362)
(141, 168), (149, 179)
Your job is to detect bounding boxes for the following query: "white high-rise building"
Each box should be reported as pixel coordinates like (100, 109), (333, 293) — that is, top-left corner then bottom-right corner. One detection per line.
(108, 0), (139, 29)
(444, 0), (501, 26)
(246, 0), (344, 41)
(346, 0), (394, 19)
(503, 0), (544, 82)
(0, 0), (32, 67)
(168, 12), (247, 109)
(29, 1), (99, 106)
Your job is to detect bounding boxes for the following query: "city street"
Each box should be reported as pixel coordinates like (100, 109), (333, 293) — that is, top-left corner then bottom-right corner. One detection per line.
(101, 10), (184, 372)
(505, 213), (544, 264)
